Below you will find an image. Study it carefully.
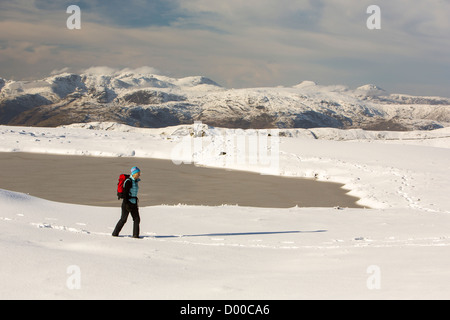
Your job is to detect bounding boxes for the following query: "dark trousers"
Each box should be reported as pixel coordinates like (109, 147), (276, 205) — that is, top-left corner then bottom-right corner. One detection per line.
(112, 201), (140, 238)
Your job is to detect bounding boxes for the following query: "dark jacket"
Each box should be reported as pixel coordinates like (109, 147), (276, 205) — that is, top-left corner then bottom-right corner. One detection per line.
(123, 177), (140, 205)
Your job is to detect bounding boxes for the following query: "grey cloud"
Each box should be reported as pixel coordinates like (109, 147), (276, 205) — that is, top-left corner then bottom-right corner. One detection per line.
(33, 0), (184, 28)
(0, 0), (449, 97)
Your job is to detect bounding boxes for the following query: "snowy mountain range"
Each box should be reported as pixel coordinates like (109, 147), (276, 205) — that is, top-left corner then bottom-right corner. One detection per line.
(1, 71), (449, 130)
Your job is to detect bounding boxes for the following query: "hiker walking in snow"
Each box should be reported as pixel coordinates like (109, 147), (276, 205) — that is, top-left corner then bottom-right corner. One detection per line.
(113, 167), (142, 239)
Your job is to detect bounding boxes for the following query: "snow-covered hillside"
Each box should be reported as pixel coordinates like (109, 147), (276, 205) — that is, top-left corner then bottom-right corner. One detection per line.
(1, 70), (449, 130)
(0, 123), (449, 299)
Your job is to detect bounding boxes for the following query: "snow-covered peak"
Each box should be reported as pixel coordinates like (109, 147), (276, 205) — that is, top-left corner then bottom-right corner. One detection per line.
(355, 84), (387, 97)
(111, 73), (175, 90)
(63, 72), (223, 93)
(44, 73), (86, 98)
(293, 80), (317, 89)
(175, 76), (222, 88)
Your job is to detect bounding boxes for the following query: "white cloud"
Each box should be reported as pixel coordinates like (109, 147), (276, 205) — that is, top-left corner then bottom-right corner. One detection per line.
(119, 66), (161, 75)
(81, 66), (119, 75)
(80, 66), (161, 76)
(50, 67), (71, 75)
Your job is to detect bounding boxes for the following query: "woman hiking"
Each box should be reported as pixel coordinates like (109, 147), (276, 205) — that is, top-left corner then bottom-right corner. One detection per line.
(112, 167), (142, 239)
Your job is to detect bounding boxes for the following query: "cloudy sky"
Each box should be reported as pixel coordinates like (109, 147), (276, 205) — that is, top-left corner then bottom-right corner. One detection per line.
(0, 0), (449, 96)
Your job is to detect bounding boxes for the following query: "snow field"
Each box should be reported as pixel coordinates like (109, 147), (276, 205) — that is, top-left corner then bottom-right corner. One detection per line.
(1, 190), (449, 299)
(0, 123), (449, 299)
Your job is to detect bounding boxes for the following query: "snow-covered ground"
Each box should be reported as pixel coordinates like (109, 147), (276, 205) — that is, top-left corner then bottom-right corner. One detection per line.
(0, 123), (449, 299)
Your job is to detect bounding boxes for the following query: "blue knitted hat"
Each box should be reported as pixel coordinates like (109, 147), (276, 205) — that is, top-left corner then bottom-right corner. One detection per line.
(131, 166), (141, 175)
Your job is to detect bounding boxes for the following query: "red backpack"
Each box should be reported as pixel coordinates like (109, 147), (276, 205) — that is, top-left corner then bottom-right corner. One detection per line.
(117, 174), (130, 199)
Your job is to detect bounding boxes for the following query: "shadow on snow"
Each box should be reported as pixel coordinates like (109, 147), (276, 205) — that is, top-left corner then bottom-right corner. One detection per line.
(151, 230), (327, 239)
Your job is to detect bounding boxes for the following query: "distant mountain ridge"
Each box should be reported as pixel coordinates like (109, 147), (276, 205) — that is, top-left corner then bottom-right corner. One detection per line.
(1, 71), (449, 130)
